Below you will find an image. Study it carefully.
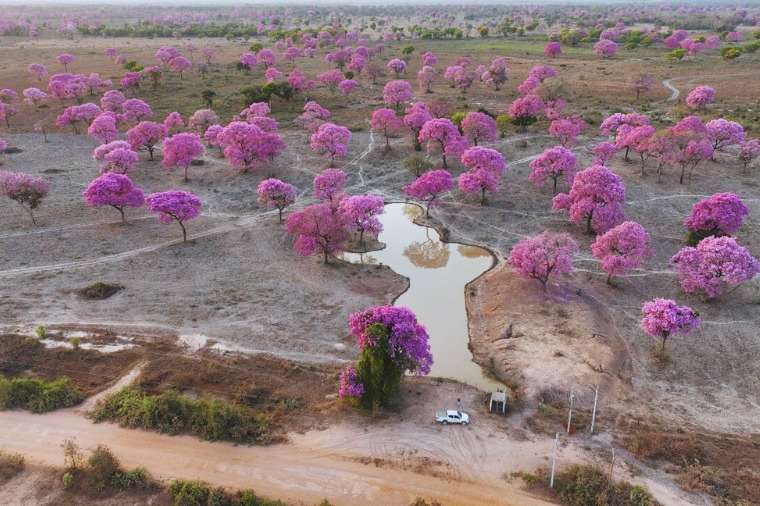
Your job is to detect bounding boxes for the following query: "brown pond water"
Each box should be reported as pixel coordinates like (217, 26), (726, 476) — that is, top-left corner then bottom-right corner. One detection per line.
(344, 203), (502, 392)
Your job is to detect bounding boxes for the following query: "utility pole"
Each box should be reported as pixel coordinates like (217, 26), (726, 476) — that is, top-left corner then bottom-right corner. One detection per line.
(590, 384), (599, 434)
(550, 432), (559, 488)
(566, 389), (575, 434)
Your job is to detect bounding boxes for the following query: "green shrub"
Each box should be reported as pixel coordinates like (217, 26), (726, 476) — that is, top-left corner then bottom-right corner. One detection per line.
(112, 467), (148, 489)
(496, 114), (511, 138)
(514, 465), (658, 506)
(34, 325), (47, 338)
(404, 155), (433, 177)
(450, 111), (466, 126)
(92, 387), (268, 443)
(62, 472), (74, 489)
(0, 376), (82, 413)
(86, 445), (121, 492)
(169, 480), (211, 506)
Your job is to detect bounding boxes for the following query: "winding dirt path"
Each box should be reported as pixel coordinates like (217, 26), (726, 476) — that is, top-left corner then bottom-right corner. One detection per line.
(0, 407), (553, 506)
(662, 79), (680, 102)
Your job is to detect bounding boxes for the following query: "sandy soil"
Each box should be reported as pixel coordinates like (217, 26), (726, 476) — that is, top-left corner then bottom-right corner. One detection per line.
(0, 377), (555, 506)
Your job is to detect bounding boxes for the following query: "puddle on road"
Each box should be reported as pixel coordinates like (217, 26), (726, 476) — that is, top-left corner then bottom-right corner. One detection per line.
(344, 203), (502, 392)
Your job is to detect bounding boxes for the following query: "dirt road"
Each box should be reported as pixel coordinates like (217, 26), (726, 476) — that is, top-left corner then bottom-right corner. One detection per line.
(0, 408), (555, 506)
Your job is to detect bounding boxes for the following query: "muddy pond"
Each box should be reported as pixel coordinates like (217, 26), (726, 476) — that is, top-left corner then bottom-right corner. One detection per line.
(344, 203), (502, 392)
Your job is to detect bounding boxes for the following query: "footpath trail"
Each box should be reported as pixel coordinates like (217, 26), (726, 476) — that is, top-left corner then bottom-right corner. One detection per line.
(0, 408), (553, 506)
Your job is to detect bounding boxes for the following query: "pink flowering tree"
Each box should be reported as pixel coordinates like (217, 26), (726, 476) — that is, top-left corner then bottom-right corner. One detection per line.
(370, 108), (403, 150)
(685, 86), (716, 110)
(592, 142), (618, 165)
(121, 99), (153, 123)
(671, 236), (760, 299)
(552, 164), (626, 234)
(529, 145), (577, 194)
(101, 90), (126, 112)
(217, 122), (273, 172)
(679, 138), (713, 184)
(706, 119), (745, 154)
(403, 102), (432, 151)
(508, 95), (545, 132)
(56, 53), (75, 71)
(382, 80), (413, 112)
(387, 58), (407, 77)
(417, 65), (436, 93)
(163, 112), (184, 134)
(591, 221), (651, 284)
(257, 178), (296, 223)
(310, 123), (351, 163)
(544, 42), (562, 58)
(28, 63), (48, 81)
(285, 202), (348, 264)
(684, 192), (749, 246)
(403, 169), (454, 217)
(0, 170), (49, 225)
(145, 190), (202, 242)
(739, 139), (760, 172)
(127, 121), (167, 161)
(342, 305), (432, 409)
(162, 133), (204, 182)
(549, 116), (587, 147)
(87, 113), (119, 144)
(616, 124), (656, 173)
(313, 168), (347, 203)
(339, 194), (385, 247)
(507, 231), (579, 291)
(418, 118), (466, 169)
(82, 172), (144, 222)
(459, 147), (507, 204)
(168, 56), (191, 79)
(461, 112), (497, 146)
(640, 299), (700, 354)
(100, 146), (139, 174)
(594, 39), (618, 58)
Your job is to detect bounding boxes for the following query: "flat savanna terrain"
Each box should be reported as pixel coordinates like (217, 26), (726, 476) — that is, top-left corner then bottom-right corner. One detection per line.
(1, 33), (760, 506)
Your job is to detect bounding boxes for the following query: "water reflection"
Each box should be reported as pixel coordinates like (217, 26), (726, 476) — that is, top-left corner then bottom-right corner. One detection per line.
(343, 203), (501, 392)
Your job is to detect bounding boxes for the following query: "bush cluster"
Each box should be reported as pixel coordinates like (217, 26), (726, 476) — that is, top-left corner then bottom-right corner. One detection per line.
(169, 480), (287, 506)
(91, 387), (269, 443)
(0, 375), (82, 413)
(515, 464), (659, 506)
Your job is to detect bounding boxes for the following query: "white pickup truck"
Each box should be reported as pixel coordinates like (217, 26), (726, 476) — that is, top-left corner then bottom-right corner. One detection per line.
(435, 410), (470, 425)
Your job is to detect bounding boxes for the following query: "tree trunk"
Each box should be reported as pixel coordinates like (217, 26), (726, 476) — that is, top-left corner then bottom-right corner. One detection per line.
(183, 165), (189, 183)
(278, 207), (283, 223)
(586, 213), (593, 234)
(148, 146), (154, 161)
(113, 205), (125, 222)
(178, 220), (187, 242)
(480, 187), (487, 205)
(23, 205), (37, 226)
(679, 164), (686, 184)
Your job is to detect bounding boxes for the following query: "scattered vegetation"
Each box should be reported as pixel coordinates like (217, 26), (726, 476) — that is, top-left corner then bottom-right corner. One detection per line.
(0, 451), (25, 484)
(0, 375), (82, 413)
(169, 480), (288, 506)
(61, 441), (152, 496)
(91, 387), (271, 443)
(513, 465), (659, 506)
